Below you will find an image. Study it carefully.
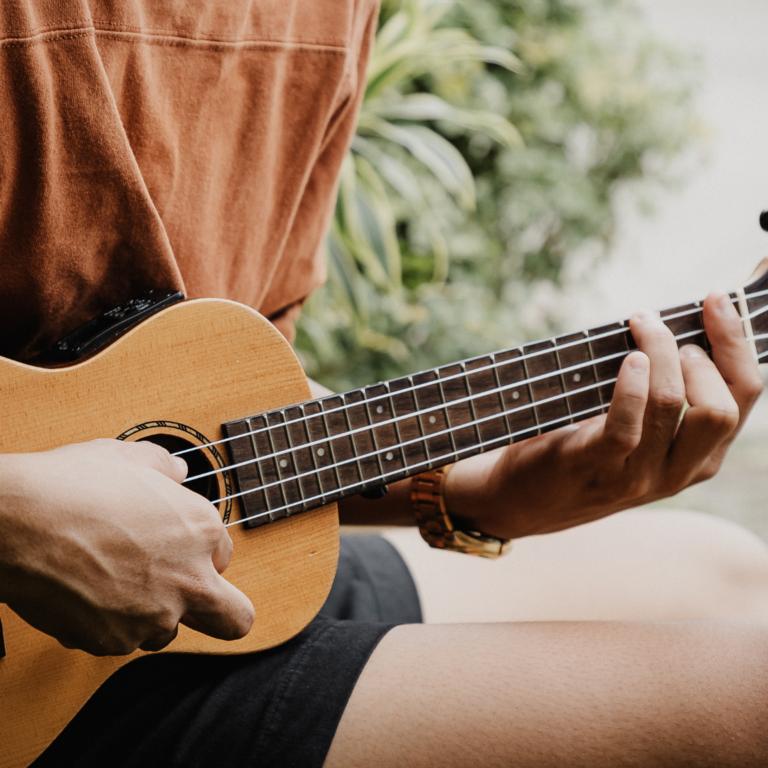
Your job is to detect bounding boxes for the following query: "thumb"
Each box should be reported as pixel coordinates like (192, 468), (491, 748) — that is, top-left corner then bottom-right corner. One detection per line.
(182, 573), (255, 641)
(123, 440), (188, 483)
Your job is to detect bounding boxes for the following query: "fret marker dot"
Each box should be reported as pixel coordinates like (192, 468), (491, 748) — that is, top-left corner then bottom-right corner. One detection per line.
(573, 373), (582, 383)
(428, 415), (437, 425)
(376, 405), (384, 414)
(279, 459), (288, 469)
(512, 391), (520, 400)
(385, 451), (394, 461)
(317, 448), (325, 457)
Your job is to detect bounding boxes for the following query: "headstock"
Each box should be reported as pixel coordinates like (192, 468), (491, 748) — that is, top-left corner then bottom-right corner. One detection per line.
(745, 218), (768, 361)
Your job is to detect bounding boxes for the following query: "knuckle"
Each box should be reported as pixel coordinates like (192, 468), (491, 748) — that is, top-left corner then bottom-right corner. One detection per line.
(651, 386), (685, 413)
(129, 439), (173, 472)
(196, 505), (225, 541)
(604, 427), (640, 455)
(697, 460), (721, 483)
(660, 472), (686, 496)
(153, 611), (180, 637)
(703, 406), (739, 435)
(745, 375), (765, 402)
(627, 475), (652, 500)
(181, 574), (215, 609)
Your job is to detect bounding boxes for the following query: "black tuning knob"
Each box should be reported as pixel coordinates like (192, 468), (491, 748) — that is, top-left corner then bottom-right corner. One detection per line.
(760, 211), (768, 232)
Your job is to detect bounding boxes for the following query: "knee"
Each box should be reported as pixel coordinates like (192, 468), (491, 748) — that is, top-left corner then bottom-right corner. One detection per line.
(662, 509), (768, 622)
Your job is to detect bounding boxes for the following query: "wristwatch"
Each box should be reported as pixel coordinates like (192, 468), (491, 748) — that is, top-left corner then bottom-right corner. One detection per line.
(410, 466), (512, 559)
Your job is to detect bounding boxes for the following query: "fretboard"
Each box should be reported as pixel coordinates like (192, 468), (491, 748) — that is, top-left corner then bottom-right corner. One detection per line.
(222, 291), (764, 528)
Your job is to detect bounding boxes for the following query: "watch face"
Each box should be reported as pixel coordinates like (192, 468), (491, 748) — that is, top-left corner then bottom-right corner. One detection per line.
(452, 530), (510, 559)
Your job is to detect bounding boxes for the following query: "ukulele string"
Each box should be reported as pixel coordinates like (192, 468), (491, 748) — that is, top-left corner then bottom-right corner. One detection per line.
(184, 325), (708, 486)
(173, 291), (768, 467)
(215, 372), (621, 502)
(224, 400), (610, 528)
(216, 324), (766, 515)
(226, 342), (768, 528)
(172, 308), (720, 472)
(187, 321), (768, 486)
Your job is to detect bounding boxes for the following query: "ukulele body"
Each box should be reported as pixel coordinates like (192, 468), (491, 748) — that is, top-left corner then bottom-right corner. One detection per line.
(0, 299), (339, 768)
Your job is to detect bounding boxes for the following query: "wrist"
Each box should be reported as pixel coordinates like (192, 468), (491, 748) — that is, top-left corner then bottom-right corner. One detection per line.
(443, 456), (504, 538)
(412, 464), (512, 558)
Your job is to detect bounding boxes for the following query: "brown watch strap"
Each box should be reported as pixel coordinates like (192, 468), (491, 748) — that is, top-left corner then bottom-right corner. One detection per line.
(410, 466), (511, 558)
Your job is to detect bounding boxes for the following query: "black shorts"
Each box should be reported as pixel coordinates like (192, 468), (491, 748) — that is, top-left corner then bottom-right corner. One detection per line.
(35, 535), (422, 768)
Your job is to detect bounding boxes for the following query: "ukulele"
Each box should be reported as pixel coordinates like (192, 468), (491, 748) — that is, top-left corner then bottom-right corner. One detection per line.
(1, 266), (767, 767)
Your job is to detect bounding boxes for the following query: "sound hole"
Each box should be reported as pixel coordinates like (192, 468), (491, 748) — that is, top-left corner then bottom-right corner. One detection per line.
(138, 434), (220, 504)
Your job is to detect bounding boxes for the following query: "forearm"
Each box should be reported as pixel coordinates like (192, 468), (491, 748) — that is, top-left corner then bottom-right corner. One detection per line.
(338, 477), (414, 526)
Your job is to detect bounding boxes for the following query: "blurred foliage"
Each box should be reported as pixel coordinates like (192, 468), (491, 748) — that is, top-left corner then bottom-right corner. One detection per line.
(296, 0), (698, 390)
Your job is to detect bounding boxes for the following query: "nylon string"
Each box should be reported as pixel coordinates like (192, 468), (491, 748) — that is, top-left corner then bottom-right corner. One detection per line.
(225, 341), (768, 528)
(188, 323), (760, 486)
(173, 291), (768, 467)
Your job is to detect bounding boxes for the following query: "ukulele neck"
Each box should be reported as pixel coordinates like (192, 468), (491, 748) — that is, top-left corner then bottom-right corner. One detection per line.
(222, 288), (768, 528)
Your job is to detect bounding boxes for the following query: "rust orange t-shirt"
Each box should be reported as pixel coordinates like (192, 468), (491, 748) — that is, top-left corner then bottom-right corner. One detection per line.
(0, 0), (379, 361)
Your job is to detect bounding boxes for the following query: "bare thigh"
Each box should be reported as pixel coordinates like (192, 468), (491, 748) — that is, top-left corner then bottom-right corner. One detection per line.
(384, 508), (768, 623)
(326, 621), (768, 767)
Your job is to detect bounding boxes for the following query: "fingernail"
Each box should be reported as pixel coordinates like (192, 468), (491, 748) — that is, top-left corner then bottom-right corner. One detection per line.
(173, 456), (188, 475)
(631, 310), (656, 323)
(628, 352), (649, 370)
(680, 344), (705, 358)
(715, 292), (734, 314)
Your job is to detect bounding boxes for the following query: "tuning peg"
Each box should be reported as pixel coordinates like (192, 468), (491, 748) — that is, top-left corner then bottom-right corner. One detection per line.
(760, 211), (768, 232)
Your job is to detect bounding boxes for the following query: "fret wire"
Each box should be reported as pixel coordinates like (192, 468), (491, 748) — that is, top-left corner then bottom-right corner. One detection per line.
(519, 353), (540, 436)
(223, 375), (620, 506)
(192, 328), (709, 485)
(461, 362), (484, 446)
(410, 375), (433, 470)
(246, 417), (272, 517)
(553, 342), (572, 423)
(279, 411), (301, 492)
(490, 352), (512, 436)
(585, 332), (604, 407)
(339, 392), (365, 486)
(283, 406), (307, 509)
(385, 381), (408, 472)
(363, 391), (387, 479)
(265, 413), (290, 512)
(305, 403), (332, 502)
(299, 403), (324, 501)
(184, 301), (736, 461)
(320, 404), (345, 494)
(225, 400), (611, 521)
(436, 372), (459, 462)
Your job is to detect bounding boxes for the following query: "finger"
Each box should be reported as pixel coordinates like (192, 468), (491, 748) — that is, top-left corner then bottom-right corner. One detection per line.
(598, 352), (650, 460)
(629, 311), (686, 461)
(182, 574), (255, 641)
(125, 440), (188, 482)
(211, 528), (234, 574)
(139, 625), (179, 653)
(665, 344), (739, 489)
(702, 291), (764, 427)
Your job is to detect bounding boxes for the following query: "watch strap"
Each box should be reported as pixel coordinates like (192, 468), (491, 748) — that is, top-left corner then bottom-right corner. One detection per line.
(410, 466), (511, 559)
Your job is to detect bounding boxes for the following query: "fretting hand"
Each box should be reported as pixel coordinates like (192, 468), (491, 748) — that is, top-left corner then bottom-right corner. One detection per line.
(445, 292), (764, 540)
(0, 439), (254, 655)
